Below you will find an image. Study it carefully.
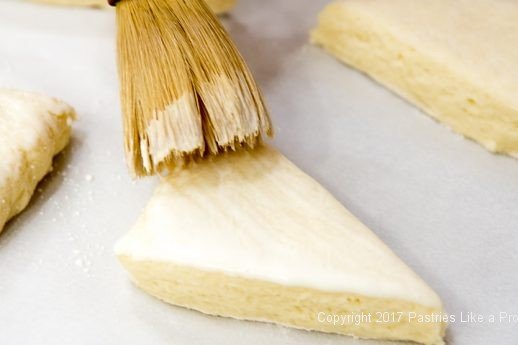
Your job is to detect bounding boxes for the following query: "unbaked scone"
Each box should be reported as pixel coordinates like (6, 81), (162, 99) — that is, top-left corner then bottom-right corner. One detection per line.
(311, 0), (518, 158)
(0, 89), (75, 234)
(29, 0), (237, 13)
(115, 146), (446, 345)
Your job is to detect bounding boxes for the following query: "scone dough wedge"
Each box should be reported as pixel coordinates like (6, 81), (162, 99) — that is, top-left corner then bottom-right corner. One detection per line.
(29, 0), (237, 14)
(311, 0), (518, 158)
(115, 146), (446, 345)
(0, 89), (75, 233)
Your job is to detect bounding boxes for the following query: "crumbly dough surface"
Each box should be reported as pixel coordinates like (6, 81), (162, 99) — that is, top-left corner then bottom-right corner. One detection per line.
(311, 0), (518, 158)
(115, 146), (445, 345)
(29, 0), (237, 13)
(0, 89), (75, 233)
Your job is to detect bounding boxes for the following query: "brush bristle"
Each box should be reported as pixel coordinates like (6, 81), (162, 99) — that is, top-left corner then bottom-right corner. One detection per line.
(116, 0), (272, 177)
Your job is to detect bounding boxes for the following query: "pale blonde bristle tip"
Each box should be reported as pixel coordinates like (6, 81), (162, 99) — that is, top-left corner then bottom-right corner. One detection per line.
(116, 0), (272, 177)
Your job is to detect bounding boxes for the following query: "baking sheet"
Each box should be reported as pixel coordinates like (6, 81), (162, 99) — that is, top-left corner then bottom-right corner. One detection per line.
(0, 1), (517, 344)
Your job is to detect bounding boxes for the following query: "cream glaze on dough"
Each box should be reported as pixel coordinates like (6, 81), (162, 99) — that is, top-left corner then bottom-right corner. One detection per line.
(312, 0), (518, 158)
(115, 146), (446, 345)
(0, 89), (75, 233)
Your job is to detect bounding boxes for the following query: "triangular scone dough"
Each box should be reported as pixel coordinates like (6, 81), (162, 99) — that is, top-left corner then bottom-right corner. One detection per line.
(115, 146), (446, 345)
(0, 89), (75, 233)
(29, 0), (237, 14)
(311, 0), (518, 158)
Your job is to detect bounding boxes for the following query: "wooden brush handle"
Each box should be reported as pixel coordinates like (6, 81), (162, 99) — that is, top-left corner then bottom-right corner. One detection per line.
(107, 0), (119, 6)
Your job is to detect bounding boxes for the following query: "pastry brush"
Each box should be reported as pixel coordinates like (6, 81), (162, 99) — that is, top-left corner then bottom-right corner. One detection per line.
(109, 0), (272, 177)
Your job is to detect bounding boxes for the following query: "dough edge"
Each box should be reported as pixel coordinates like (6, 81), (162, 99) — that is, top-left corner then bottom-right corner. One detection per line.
(118, 255), (446, 345)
